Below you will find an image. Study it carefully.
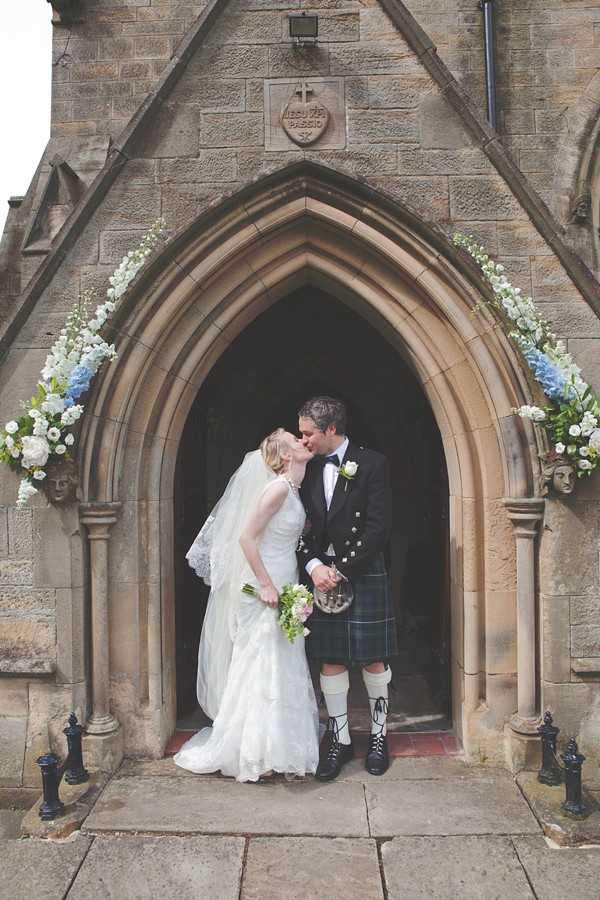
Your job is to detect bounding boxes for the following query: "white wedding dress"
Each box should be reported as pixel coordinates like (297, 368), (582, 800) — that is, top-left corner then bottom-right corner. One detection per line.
(174, 477), (320, 782)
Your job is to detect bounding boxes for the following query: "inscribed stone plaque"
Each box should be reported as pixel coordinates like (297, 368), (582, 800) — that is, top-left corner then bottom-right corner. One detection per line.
(264, 78), (345, 151)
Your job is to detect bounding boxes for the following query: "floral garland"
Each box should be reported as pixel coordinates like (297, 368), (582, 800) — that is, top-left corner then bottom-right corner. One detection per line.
(453, 233), (600, 476)
(1, 219), (166, 508)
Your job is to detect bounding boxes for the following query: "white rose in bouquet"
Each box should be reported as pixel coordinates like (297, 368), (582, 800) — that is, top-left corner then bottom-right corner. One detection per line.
(589, 430), (600, 452)
(20, 436), (50, 469)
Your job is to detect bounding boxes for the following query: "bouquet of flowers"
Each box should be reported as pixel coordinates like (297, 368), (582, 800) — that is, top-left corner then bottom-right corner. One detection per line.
(242, 582), (314, 643)
(0, 218), (166, 507)
(454, 233), (600, 476)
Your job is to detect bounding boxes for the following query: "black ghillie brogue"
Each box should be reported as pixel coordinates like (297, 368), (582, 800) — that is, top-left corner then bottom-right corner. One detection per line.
(315, 716), (354, 781)
(365, 696), (389, 775)
(365, 731), (389, 775)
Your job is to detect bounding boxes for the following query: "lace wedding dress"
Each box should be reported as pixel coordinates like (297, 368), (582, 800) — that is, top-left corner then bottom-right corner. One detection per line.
(174, 476), (320, 782)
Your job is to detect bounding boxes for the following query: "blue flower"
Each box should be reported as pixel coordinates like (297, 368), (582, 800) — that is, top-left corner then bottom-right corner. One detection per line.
(65, 363), (92, 401)
(523, 347), (571, 402)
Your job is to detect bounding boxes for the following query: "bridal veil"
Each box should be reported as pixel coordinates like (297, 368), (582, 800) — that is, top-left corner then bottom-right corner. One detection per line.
(186, 449), (276, 720)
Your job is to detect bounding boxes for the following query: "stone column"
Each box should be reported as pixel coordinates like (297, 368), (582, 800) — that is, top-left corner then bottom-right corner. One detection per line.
(80, 502), (121, 735)
(504, 499), (544, 754)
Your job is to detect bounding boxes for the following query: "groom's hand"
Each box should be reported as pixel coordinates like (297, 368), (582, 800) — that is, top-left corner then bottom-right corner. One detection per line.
(311, 565), (340, 591)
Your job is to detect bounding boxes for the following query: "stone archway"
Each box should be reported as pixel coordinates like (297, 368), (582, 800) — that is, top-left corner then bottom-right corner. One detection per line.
(79, 163), (538, 761)
(174, 285), (450, 724)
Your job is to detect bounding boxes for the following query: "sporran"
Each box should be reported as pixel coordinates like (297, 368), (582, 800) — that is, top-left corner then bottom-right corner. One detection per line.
(313, 580), (353, 614)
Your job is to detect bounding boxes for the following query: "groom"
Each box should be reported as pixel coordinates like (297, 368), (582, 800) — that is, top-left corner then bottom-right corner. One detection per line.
(298, 396), (398, 780)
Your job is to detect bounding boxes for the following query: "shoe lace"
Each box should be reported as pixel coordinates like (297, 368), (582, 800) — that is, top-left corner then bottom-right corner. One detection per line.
(370, 731), (386, 754)
(326, 715), (349, 756)
(370, 696), (388, 746)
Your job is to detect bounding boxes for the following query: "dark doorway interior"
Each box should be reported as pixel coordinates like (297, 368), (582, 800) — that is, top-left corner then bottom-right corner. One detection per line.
(174, 286), (451, 732)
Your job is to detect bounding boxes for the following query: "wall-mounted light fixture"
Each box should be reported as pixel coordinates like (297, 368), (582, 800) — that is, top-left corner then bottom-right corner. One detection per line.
(289, 13), (318, 48)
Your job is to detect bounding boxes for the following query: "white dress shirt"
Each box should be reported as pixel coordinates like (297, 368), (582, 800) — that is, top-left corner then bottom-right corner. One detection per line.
(306, 437), (349, 577)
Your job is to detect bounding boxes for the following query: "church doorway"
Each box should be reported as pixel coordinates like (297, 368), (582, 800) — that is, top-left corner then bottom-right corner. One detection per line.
(174, 285), (451, 736)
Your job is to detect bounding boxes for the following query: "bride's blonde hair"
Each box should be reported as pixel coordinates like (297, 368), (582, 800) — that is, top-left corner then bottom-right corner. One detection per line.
(260, 428), (290, 474)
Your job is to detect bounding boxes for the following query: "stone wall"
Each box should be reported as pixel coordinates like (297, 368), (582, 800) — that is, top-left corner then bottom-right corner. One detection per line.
(1, 0), (600, 785)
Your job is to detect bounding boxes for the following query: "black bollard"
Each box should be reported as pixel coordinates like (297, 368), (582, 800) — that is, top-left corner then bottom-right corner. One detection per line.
(561, 738), (588, 820)
(62, 713), (89, 785)
(36, 754), (66, 821)
(537, 711), (563, 786)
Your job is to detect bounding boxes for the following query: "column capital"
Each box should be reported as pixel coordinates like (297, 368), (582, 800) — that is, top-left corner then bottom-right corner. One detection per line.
(503, 498), (545, 537)
(80, 502), (121, 537)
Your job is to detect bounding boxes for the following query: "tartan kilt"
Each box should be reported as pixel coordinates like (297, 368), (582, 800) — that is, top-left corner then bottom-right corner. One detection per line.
(306, 553), (398, 666)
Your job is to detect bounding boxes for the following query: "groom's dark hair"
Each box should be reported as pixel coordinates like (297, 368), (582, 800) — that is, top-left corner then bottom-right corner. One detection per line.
(298, 396), (346, 435)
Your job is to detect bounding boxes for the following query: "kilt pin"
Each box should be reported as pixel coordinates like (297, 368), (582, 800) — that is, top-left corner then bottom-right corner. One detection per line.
(299, 441), (398, 666)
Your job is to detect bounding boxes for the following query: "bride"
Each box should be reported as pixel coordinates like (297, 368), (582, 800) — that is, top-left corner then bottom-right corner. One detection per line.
(174, 428), (320, 782)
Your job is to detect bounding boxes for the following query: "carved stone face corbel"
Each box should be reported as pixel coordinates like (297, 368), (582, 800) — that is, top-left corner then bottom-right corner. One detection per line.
(540, 455), (576, 496)
(42, 459), (79, 505)
(46, 1), (86, 27)
(571, 181), (592, 223)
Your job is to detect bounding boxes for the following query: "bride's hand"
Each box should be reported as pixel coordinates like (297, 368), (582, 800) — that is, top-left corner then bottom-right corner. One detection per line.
(260, 584), (280, 608)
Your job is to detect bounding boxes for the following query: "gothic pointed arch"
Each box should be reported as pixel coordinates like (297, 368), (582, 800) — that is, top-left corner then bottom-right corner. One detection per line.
(74, 163), (539, 757)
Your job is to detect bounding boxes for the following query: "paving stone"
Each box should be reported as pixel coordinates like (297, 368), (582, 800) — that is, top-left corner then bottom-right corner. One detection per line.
(68, 835), (244, 900)
(513, 836), (600, 900)
(242, 837), (383, 900)
(21, 774), (110, 840)
(516, 772), (600, 847)
(83, 774), (369, 836)
(366, 775), (540, 836)
(339, 755), (501, 782)
(0, 834), (92, 900)
(381, 836), (535, 899)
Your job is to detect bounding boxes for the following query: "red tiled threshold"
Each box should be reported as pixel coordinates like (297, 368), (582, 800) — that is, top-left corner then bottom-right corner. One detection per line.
(165, 730), (460, 758)
(320, 731), (460, 758)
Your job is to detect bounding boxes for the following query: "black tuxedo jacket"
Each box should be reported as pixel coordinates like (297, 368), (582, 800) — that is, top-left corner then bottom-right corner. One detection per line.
(299, 440), (393, 582)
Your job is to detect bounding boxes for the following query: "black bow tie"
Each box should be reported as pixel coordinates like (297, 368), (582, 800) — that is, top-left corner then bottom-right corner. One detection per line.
(316, 454), (340, 467)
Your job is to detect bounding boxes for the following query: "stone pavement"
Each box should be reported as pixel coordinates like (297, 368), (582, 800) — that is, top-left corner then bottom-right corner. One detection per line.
(2, 755), (600, 899)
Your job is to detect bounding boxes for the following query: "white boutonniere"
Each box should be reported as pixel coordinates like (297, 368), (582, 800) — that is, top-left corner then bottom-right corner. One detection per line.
(338, 460), (358, 490)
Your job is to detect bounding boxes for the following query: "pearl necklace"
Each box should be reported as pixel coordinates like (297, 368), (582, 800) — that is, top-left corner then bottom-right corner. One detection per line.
(283, 472), (299, 495)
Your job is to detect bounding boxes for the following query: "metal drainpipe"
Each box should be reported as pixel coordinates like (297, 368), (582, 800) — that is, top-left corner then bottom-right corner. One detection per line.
(477, 0), (497, 130)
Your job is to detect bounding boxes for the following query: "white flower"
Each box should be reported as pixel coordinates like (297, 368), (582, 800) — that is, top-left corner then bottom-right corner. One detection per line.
(20, 435), (50, 469)
(303, 627), (310, 636)
(41, 394), (66, 416)
(5, 421), (18, 434)
(33, 417), (49, 437)
(64, 433), (74, 446)
(343, 461), (358, 476)
(17, 478), (38, 509)
(516, 405), (546, 422)
(5, 435), (14, 450)
(28, 409), (40, 419)
(47, 427), (61, 442)
(569, 424), (581, 437)
(554, 442), (565, 454)
(11, 448), (20, 458)
(579, 446), (590, 457)
(61, 406), (84, 426)
(588, 430), (600, 452)
(55, 444), (67, 455)
(579, 459), (592, 470)
(32, 469), (46, 480)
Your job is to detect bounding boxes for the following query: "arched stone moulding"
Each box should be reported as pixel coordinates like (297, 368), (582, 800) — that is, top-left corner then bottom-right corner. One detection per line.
(553, 68), (600, 228)
(79, 164), (540, 759)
